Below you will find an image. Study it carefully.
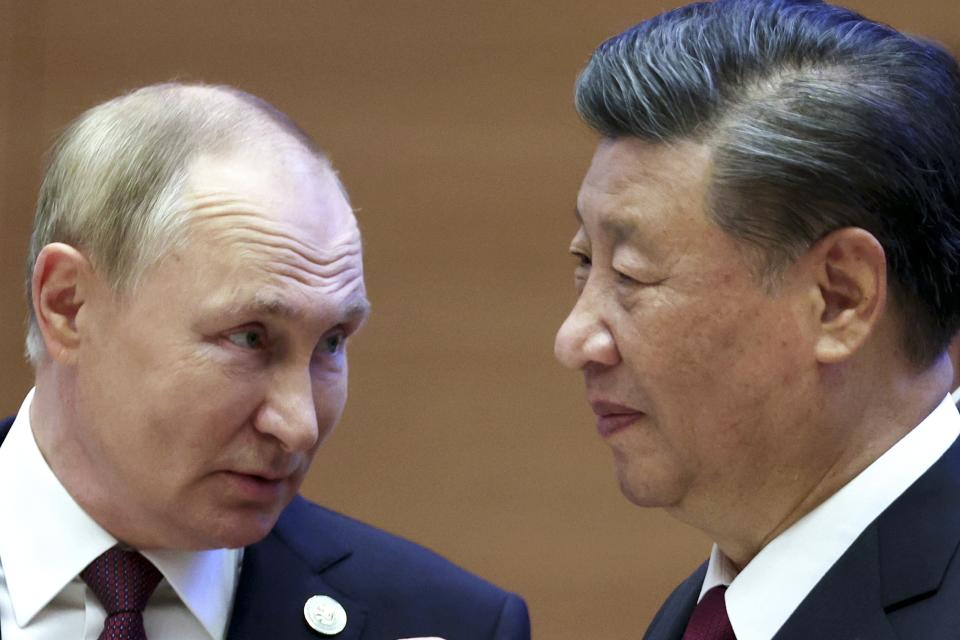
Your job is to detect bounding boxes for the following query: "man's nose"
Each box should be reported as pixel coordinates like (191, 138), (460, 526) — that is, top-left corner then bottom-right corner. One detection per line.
(554, 294), (620, 370)
(255, 369), (320, 453)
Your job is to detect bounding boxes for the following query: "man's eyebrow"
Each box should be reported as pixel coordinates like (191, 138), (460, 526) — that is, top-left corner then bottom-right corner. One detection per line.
(342, 296), (372, 323)
(243, 296), (302, 319)
(600, 216), (640, 245)
(232, 294), (371, 324)
(575, 206), (640, 246)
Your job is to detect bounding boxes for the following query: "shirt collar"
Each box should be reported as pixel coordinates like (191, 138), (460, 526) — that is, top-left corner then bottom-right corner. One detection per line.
(699, 394), (960, 640)
(143, 547), (240, 639)
(699, 543), (738, 596)
(0, 389), (240, 638)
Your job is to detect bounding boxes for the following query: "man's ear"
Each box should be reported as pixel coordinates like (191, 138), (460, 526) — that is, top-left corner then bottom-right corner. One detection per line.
(31, 243), (96, 365)
(802, 227), (887, 364)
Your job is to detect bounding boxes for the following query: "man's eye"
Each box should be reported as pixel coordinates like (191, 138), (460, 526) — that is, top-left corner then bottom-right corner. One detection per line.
(226, 329), (266, 350)
(615, 271), (663, 288)
(571, 250), (592, 268)
(322, 332), (346, 356)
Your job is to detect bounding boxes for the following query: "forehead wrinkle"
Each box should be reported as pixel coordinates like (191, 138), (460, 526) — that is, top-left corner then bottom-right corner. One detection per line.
(188, 190), (357, 221)
(265, 254), (364, 290)
(186, 204), (362, 278)
(250, 226), (362, 277)
(188, 200), (357, 254)
(229, 230), (362, 277)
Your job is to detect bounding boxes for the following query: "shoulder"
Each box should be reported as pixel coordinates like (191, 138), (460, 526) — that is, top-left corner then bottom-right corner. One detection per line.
(271, 496), (530, 637)
(277, 496), (516, 598)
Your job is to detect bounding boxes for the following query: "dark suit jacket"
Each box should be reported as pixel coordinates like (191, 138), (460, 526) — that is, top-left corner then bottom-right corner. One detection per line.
(643, 433), (960, 640)
(0, 416), (530, 639)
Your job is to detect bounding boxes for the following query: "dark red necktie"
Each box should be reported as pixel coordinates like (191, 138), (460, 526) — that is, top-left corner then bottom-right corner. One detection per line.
(682, 585), (737, 640)
(80, 547), (163, 640)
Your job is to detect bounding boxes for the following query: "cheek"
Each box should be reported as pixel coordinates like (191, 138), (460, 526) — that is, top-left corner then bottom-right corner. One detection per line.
(619, 294), (744, 387)
(620, 291), (802, 441)
(313, 375), (349, 430)
(654, 290), (788, 382)
(691, 304), (805, 443)
(140, 360), (267, 445)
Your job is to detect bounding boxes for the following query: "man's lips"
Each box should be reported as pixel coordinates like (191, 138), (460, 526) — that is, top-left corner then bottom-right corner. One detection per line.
(220, 466), (300, 503)
(226, 456), (303, 482)
(589, 399), (645, 437)
(230, 469), (292, 482)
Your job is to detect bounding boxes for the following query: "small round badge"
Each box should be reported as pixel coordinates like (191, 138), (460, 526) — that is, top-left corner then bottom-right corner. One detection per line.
(303, 595), (348, 635)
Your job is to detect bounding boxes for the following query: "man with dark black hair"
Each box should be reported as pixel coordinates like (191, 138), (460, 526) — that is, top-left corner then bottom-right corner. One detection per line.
(555, 1), (960, 637)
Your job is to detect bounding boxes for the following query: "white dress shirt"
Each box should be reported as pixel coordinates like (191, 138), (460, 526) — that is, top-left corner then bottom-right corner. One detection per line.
(697, 394), (960, 640)
(0, 390), (241, 639)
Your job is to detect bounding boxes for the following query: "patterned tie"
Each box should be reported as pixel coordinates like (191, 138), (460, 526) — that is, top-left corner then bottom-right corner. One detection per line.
(80, 546), (163, 640)
(682, 585), (737, 640)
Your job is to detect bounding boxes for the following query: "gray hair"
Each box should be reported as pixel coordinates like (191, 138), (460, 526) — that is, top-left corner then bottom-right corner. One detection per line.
(25, 83), (331, 364)
(575, 0), (960, 365)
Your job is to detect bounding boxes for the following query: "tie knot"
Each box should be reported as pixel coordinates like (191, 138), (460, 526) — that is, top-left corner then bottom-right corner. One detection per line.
(682, 585), (736, 640)
(80, 547), (163, 616)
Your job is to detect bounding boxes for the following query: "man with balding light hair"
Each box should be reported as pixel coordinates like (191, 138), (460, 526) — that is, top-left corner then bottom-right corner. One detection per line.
(556, 1), (960, 638)
(1, 83), (529, 640)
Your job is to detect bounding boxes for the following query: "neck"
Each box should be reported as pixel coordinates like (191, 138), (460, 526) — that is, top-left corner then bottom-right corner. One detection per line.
(30, 365), (118, 538)
(680, 351), (954, 570)
(30, 364), (77, 462)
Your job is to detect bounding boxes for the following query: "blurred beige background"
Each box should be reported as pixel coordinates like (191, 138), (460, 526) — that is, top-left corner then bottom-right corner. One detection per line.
(1, 1), (957, 637)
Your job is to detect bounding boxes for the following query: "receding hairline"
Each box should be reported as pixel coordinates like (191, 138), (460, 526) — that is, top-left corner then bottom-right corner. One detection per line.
(24, 81), (341, 366)
(146, 82), (326, 157)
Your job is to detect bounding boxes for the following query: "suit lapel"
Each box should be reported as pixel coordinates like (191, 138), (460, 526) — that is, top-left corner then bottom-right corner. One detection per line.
(875, 433), (960, 609)
(773, 526), (897, 639)
(775, 434), (960, 639)
(0, 416), (12, 446)
(643, 563), (706, 640)
(226, 497), (368, 639)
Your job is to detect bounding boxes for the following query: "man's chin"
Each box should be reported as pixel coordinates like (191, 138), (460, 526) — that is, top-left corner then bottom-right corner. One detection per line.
(232, 508), (291, 547)
(210, 524), (277, 549)
(615, 465), (685, 509)
(174, 506), (287, 550)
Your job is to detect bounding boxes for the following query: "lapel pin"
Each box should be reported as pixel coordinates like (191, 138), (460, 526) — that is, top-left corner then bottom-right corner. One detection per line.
(304, 595), (347, 635)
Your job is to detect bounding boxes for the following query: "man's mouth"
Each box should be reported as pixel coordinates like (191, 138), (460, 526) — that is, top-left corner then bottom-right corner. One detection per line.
(589, 399), (645, 437)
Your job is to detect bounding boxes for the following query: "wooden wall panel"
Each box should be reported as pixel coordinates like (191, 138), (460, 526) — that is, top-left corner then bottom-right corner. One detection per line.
(1, 2), (956, 637)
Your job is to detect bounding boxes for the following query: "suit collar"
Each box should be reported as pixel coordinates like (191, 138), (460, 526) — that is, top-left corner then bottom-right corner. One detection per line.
(719, 397), (960, 639)
(226, 496), (367, 639)
(876, 432), (960, 607)
(643, 563), (705, 640)
(773, 525), (897, 639)
(775, 434), (960, 639)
